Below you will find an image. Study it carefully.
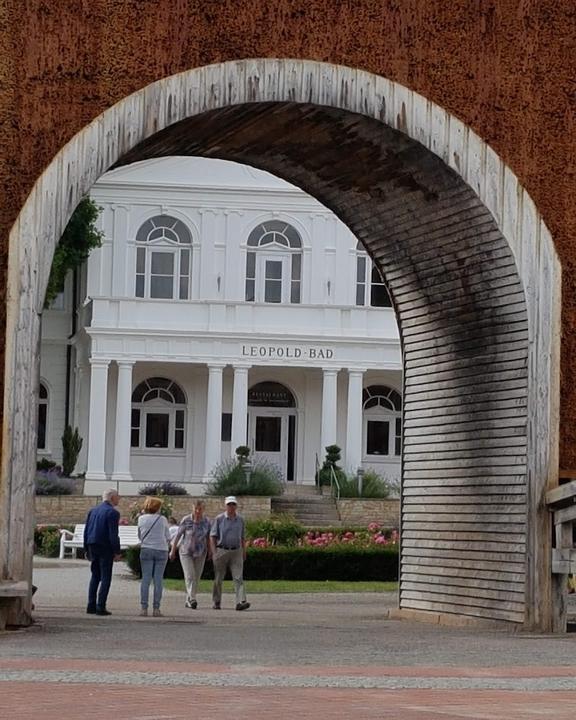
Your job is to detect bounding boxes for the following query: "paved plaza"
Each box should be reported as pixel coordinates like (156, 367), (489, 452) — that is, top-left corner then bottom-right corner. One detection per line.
(1, 558), (576, 718)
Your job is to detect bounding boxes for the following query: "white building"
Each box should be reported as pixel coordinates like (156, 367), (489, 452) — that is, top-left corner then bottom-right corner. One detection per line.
(38, 157), (402, 495)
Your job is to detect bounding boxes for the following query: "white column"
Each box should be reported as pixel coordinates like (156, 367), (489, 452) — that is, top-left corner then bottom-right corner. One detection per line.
(86, 359), (110, 481)
(231, 364), (250, 455)
(112, 361), (134, 482)
(204, 363), (225, 476)
(320, 368), (339, 454)
(346, 369), (365, 472)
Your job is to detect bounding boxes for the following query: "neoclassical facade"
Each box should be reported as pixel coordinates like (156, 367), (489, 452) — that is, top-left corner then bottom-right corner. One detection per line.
(39, 157), (401, 494)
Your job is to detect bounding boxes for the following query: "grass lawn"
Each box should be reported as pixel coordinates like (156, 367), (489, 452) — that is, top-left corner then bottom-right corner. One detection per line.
(164, 579), (398, 593)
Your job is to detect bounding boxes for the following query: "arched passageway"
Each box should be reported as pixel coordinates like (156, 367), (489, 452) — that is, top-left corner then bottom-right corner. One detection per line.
(0, 61), (560, 631)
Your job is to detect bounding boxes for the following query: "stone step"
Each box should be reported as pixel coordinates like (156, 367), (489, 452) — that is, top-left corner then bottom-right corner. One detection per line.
(272, 494), (341, 527)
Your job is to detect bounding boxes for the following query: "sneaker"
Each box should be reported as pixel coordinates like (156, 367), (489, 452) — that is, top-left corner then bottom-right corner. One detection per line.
(212, 603), (221, 610)
(236, 601), (251, 611)
(139, 608), (148, 617)
(152, 609), (163, 617)
(86, 605), (97, 614)
(95, 608), (112, 616)
(185, 600), (198, 609)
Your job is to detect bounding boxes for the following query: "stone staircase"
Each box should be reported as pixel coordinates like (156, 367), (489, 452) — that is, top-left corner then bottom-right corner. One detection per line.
(272, 490), (341, 527)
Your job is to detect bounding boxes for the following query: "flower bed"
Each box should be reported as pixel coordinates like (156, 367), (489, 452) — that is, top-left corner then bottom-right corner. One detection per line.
(125, 522), (399, 582)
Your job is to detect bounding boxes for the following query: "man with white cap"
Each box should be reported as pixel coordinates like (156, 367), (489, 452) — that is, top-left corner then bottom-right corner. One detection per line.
(210, 496), (250, 611)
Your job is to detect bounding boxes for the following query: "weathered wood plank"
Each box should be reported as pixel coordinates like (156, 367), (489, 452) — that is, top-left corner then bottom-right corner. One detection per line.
(400, 590), (525, 614)
(403, 400), (527, 422)
(403, 447), (527, 462)
(401, 544), (525, 560)
(402, 506), (526, 523)
(402, 580), (525, 603)
(546, 480), (576, 508)
(402, 561), (525, 582)
(403, 435), (527, 452)
(403, 476), (526, 487)
(403, 466), (526, 479)
(402, 531), (526, 562)
(400, 592), (524, 623)
(402, 427), (527, 444)
(401, 529), (526, 542)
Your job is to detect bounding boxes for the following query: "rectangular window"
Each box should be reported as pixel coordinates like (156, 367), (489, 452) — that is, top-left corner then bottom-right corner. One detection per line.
(290, 254), (301, 303)
(37, 404), (47, 450)
(179, 249), (190, 300)
(131, 409), (140, 448)
(370, 266), (392, 307)
(221, 412), (232, 442)
(245, 252), (256, 302)
(356, 256), (366, 306)
(150, 251), (174, 299)
(287, 415), (296, 481)
(255, 416), (282, 452)
(366, 420), (389, 456)
(145, 413), (170, 448)
(264, 260), (283, 303)
(175, 409), (185, 449)
(290, 281), (301, 304)
(135, 248), (146, 298)
(394, 417), (402, 456)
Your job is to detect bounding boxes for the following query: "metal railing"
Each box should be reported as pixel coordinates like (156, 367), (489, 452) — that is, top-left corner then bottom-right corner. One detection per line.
(330, 465), (341, 501)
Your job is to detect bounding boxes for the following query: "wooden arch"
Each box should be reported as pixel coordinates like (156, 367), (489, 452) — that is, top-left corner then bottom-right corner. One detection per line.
(0, 60), (560, 630)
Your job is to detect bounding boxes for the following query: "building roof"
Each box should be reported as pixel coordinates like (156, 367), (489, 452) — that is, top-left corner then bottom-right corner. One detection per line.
(96, 156), (301, 192)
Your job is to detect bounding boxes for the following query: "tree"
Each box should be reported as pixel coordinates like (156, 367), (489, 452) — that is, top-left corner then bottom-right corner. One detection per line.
(317, 444), (347, 487)
(44, 197), (103, 307)
(61, 426), (83, 477)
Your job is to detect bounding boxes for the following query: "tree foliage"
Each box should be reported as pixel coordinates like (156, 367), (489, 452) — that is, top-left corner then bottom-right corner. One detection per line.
(61, 425), (83, 477)
(44, 197), (103, 307)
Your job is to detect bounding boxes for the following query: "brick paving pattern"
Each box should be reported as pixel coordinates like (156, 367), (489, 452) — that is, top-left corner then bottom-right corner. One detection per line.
(1, 559), (575, 718)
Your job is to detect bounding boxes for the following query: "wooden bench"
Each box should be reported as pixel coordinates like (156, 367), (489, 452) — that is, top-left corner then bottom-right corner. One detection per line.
(0, 581), (29, 598)
(59, 524), (140, 558)
(546, 479), (576, 575)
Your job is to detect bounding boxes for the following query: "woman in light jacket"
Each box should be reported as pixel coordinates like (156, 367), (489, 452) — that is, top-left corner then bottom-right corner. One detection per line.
(138, 496), (171, 617)
(170, 500), (211, 609)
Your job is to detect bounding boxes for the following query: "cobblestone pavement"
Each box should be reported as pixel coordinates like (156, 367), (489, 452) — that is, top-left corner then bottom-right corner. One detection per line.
(1, 558), (575, 718)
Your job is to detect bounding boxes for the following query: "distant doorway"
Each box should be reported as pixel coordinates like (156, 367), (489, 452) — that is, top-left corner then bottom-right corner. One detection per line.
(248, 382), (297, 482)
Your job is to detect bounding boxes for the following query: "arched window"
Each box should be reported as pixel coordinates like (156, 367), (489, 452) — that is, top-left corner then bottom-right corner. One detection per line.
(131, 377), (186, 451)
(135, 215), (192, 300)
(37, 382), (49, 450)
(355, 242), (392, 307)
(245, 221), (302, 304)
(362, 385), (402, 458)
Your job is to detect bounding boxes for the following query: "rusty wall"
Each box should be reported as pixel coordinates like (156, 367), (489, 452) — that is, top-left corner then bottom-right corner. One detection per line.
(0, 0), (575, 463)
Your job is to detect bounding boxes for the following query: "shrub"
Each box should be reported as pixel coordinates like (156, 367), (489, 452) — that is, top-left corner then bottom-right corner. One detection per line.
(206, 458), (284, 496)
(61, 426), (83, 477)
(338, 470), (393, 498)
(316, 444), (347, 487)
(245, 514), (305, 546)
(35, 471), (75, 496)
(129, 490), (174, 523)
(124, 543), (399, 582)
(34, 524), (74, 557)
(37, 458), (57, 472)
(138, 481), (188, 496)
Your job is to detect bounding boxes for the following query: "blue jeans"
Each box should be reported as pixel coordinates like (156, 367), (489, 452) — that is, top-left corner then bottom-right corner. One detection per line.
(140, 548), (168, 609)
(87, 544), (114, 610)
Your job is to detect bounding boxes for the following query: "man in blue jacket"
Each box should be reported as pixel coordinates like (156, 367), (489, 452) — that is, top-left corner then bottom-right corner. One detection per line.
(84, 488), (121, 615)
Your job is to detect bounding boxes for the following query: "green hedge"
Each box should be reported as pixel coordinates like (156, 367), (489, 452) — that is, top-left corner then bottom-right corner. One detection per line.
(125, 544), (398, 582)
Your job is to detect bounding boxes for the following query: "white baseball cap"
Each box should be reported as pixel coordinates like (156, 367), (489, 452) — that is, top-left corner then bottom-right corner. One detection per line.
(225, 495), (238, 505)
